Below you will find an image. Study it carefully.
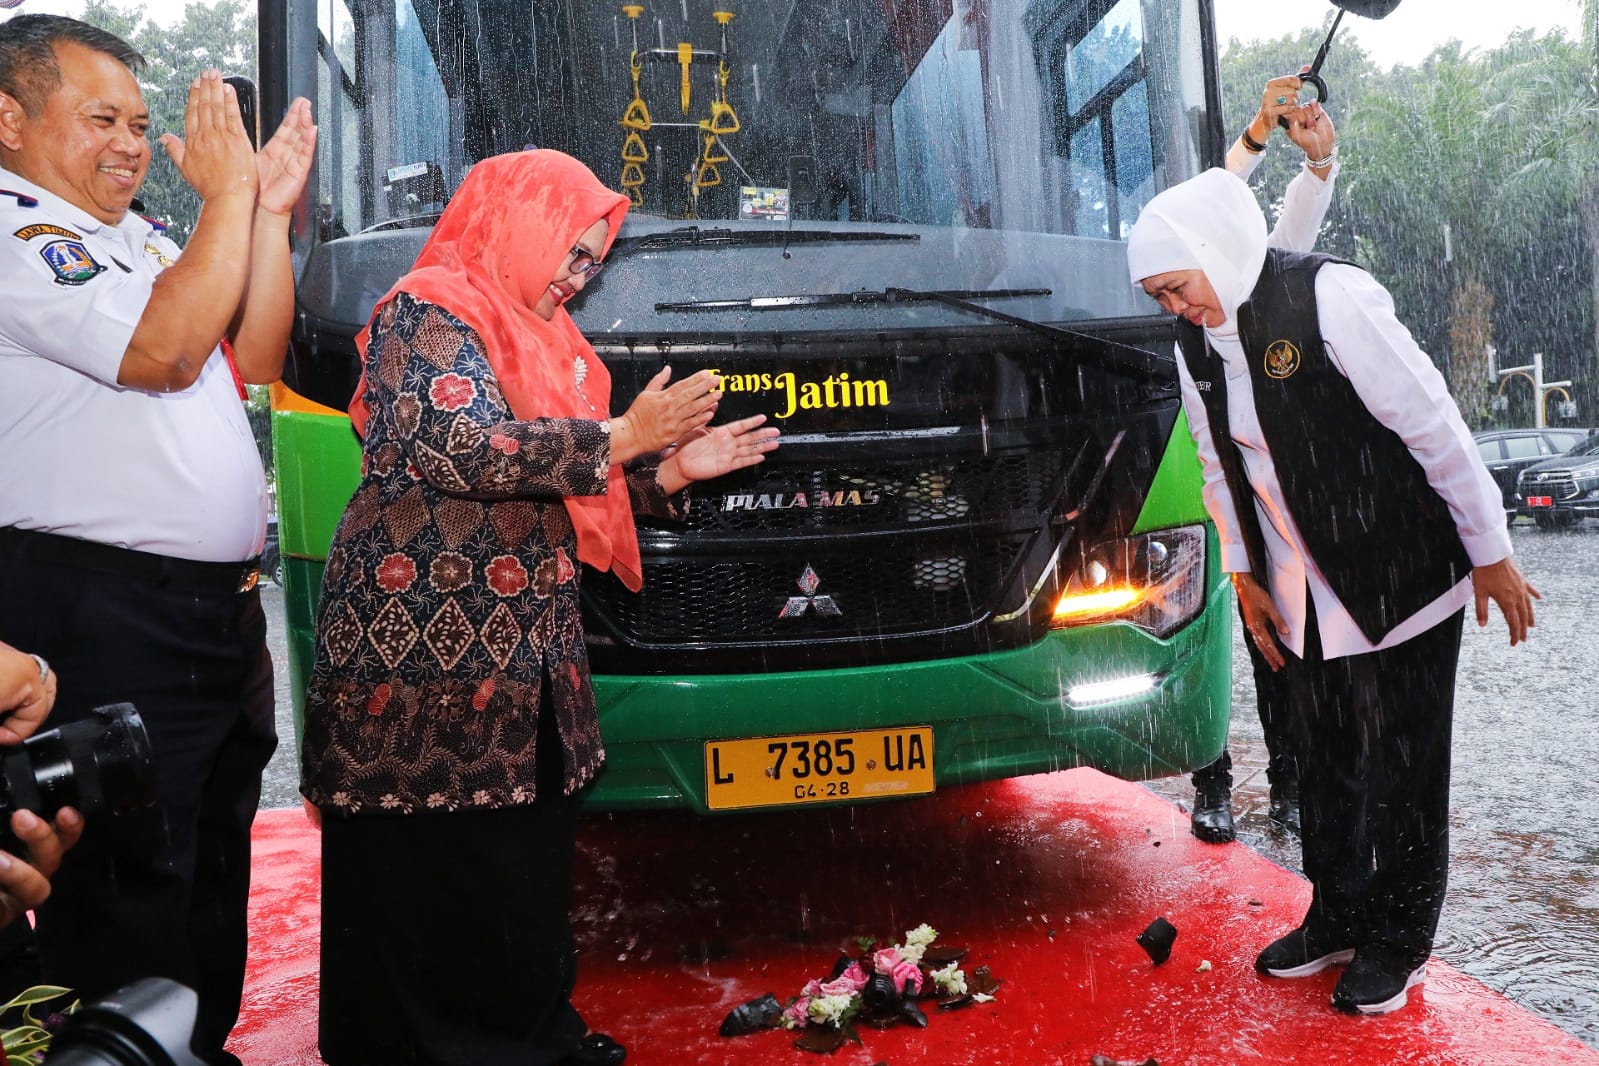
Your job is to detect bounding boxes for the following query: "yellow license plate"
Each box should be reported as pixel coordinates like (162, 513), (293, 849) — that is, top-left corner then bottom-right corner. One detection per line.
(705, 727), (934, 811)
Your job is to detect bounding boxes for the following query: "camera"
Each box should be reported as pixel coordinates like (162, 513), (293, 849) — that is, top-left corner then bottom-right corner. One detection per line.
(0, 703), (157, 852)
(46, 977), (206, 1066)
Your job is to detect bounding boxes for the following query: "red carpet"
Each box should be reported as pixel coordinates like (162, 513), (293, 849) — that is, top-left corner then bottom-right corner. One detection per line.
(230, 769), (1595, 1065)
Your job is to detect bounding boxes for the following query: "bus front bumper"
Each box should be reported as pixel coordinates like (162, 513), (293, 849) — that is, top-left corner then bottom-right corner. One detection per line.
(587, 576), (1233, 812)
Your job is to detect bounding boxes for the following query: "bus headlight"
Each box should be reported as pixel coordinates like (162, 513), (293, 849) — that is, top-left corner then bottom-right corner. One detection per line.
(1050, 525), (1207, 638)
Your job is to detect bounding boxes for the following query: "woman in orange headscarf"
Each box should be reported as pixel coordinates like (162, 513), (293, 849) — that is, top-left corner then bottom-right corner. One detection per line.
(300, 150), (778, 1066)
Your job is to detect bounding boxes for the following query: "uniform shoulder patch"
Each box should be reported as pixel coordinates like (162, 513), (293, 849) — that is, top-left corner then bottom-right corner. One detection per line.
(39, 239), (106, 286)
(139, 213), (168, 232)
(13, 223), (83, 242)
(0, 189), (40, 209)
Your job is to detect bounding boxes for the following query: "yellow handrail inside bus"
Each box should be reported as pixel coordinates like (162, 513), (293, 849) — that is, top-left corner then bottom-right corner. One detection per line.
(677, 42), (694, 113)
(700, 99), (740, 135)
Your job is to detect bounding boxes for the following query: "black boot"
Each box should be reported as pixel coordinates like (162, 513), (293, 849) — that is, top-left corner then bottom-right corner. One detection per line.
(1190, 782), (1235, 844)
(1268, 778), (1301, 836)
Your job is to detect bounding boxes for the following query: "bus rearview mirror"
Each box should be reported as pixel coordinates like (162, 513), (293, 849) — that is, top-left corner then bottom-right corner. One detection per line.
(788, 156), (819, 214)
(1332, 0), (1401, 16)
(224, 75), (259, 150)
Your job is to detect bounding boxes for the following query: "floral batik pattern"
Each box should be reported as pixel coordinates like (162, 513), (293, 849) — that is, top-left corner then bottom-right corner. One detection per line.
(301, 294), (685, 816)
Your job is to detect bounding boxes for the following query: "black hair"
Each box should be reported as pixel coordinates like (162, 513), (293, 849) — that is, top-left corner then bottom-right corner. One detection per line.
(0, 14), (145, 116)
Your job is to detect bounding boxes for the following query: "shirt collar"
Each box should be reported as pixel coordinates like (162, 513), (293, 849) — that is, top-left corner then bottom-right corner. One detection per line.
(0, 167), (152, 240)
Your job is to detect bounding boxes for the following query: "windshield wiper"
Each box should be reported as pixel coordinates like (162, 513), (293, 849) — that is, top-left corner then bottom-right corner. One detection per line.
(612, 225), (918, 257)
(656, 287), (1047, 312)
(655, 286), (1172, 382)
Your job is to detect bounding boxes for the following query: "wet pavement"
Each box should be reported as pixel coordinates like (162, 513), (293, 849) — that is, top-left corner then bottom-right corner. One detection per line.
(256, 520), (1599, 1050)
(1145, 520), (1599, 1050)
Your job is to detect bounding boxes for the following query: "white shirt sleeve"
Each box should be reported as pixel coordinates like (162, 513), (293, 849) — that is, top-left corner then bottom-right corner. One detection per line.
(1225, 140), (1265, 181)
(0, 230), (146, 386)
(1267, 160), (1338, 253)
(1174, 343), (1251, 573)
(1316, 264), (1512, 567)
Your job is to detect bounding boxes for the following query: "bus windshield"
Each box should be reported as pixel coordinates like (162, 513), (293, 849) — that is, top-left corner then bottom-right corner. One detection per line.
(305, 0), (1214, 334)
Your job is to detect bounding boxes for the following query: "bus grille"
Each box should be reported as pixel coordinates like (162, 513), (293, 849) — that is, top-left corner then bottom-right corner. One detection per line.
(685, 451), (1064, 533)
(592, 538), (1027, 644)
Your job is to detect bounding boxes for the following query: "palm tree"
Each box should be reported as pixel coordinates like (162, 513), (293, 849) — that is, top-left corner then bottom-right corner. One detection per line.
(1485, 1), (1599, 419)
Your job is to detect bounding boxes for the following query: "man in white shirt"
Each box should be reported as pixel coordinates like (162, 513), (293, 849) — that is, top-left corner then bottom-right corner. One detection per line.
(1190, 72), (1339, 846)
(0, 15), (313, 1063)
(1127, 169), (1538, 1016)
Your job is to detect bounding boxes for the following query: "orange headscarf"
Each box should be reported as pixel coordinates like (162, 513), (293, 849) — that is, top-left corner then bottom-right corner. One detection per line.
(349, 150), (640, 590)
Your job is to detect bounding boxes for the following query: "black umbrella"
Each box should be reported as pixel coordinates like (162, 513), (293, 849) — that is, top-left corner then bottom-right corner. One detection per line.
(1280, 0), (1404, 126)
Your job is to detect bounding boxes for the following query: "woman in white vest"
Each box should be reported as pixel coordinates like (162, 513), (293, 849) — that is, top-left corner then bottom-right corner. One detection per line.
(1126, 168), (1539, 1016)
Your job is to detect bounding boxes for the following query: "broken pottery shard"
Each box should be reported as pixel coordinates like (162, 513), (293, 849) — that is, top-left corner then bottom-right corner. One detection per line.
(718, 993), (783, 1037)
(794, 1027), (849, 1053)
(1136, 917), (1177, 965)
(921, 944), (970, 967)
(968, 965), (1002, 996)
(898, 997), (929, 1028)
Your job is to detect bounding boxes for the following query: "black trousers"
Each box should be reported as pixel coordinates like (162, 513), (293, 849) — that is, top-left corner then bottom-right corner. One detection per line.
(1291, 607), (1463, 961)
(318, 709), (587, 1066)
(1192, 598), (1299, 793)
(0, 541), (277, 1066)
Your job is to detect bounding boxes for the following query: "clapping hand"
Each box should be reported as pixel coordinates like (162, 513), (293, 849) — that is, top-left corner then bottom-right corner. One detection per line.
(612, 367), (724, 462)
(662, 415), (780, 487)
(256, 97), (318, 217)
(159, 69), (259, 205)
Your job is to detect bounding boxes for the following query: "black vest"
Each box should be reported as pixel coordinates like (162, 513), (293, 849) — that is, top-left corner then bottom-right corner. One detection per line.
(1176, 249), (1472, 644)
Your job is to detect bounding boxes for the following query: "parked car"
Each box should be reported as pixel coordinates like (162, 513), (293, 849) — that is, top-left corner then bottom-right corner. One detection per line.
(262, 509), (282, 585)
(1517, 432), (1599, 529)
(1473, 428), (1591, 523)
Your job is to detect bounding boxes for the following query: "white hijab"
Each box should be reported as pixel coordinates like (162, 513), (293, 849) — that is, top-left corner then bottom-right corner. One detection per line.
(1125, 168), (1268, 339)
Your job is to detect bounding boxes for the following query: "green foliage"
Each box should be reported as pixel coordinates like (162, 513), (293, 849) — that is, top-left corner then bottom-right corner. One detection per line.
(77, 0), (258, 241)
(1219, 18), (1373, 262)
(0, 983), (76, 1064)
(1223, 18), (1598, 427)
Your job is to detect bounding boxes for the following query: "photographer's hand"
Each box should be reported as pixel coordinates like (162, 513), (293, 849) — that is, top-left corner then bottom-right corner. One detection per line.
(0, 641), (55, 744)
(0, 808), (82, 928)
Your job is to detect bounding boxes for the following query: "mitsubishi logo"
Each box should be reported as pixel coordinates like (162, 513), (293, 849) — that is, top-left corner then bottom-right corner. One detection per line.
(778, 565), (842, 619)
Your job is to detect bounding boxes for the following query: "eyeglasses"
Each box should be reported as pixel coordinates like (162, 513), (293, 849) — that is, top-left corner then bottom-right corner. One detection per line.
(566, 245), (605, 281)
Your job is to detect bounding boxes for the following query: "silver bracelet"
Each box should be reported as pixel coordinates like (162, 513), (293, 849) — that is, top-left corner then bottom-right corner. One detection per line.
(29, 654), (49, 684)
(1306, 146), (1338, 170)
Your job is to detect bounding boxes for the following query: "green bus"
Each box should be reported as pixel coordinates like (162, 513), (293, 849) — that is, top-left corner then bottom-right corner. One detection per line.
(260, 0), (1235, 813)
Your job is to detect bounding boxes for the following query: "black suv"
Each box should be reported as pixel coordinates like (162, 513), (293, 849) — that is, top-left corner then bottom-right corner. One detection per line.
(1516, 432), (1599, 529)
(1473, 428), (1590, 523)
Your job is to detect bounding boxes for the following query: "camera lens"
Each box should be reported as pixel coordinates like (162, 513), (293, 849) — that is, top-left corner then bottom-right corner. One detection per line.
(0, 703), (156, 849)
(45, 977), (207, 1066)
